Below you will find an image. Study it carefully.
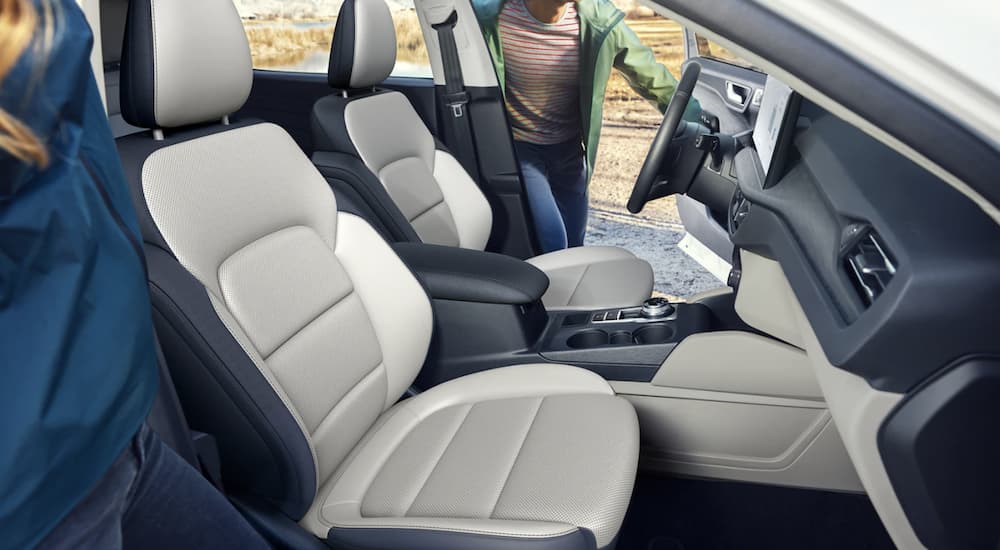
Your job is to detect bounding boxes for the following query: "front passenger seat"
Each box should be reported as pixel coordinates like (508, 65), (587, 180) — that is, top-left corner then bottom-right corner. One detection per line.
(311, 0), (654, 310)
(116, 1), (640, 548)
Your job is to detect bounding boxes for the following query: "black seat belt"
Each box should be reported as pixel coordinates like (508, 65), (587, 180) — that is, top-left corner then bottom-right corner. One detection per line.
(431, 10), (480, 179)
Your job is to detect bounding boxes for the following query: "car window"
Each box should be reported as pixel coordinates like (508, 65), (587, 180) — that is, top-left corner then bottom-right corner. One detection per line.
(237, 0), (432, 78)
(694, 34), (760, 71)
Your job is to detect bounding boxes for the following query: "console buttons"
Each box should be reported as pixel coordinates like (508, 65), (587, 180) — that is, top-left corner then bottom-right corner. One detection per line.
(592, 312), (607, 322)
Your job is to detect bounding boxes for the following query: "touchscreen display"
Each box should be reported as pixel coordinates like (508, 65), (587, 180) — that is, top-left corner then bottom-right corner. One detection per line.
(753, 75), (796, 178)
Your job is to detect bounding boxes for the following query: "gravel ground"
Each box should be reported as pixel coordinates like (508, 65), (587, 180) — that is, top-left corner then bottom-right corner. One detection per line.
(584, 108), (722, 300)
(573, 14), (726, 299)
(587, 208), (723, 300)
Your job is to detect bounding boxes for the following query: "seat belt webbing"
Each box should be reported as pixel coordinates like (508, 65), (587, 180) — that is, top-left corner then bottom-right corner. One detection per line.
(431, 10), (480, 179)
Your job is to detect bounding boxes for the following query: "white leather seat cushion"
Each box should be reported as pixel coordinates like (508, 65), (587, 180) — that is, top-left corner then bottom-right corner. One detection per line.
(527, 247), (654, 310)
(302, 364), (639, 548)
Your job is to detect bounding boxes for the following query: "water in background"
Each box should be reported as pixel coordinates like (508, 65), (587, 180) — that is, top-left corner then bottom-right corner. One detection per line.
(254, 20), (432, 77)
(271, 50), (432, 78)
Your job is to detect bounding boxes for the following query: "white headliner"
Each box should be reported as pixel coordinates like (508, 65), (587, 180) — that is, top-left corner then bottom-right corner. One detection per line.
(759, 0), (1000, 152)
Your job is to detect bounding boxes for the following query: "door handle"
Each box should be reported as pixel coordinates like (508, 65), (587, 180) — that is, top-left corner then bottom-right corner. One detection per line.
(725, 81), (750, 106)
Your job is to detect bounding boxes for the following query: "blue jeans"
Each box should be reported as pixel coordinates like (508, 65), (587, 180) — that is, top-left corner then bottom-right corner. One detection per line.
(515, 139), (589, 252)
(36, 424), (269, 550)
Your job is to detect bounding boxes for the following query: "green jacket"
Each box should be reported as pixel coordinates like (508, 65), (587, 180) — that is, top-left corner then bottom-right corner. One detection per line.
(472, 0), (701, 176)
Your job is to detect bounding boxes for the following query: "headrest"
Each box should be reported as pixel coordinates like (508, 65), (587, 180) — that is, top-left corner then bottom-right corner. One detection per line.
(120, 0), (253, 129)
(328, 0), (398, 90)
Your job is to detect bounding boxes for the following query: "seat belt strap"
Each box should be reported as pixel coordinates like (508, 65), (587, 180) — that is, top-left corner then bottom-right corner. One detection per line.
(431, 10), (480, 178)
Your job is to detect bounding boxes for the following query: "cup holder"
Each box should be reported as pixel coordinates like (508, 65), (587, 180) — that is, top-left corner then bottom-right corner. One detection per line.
(609, 331), (634, 345)
(567, 325), (672, 348)
(634, 324), (674, 345)
(567, 330), (609, 349)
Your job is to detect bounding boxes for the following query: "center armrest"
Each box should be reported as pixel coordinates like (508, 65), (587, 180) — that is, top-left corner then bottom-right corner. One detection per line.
(392, 243), (549, 305)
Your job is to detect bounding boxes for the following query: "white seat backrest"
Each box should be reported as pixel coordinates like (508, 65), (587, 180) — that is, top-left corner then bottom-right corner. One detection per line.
(142, 122), (433, 485)
(344, 91), (494, 251)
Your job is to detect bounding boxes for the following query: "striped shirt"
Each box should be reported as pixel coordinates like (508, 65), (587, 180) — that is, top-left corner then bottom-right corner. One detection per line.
(499, 0), (582, 144)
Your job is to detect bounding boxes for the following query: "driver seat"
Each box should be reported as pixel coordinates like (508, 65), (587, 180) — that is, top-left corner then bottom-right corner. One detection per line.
(310, 0), (653, 310)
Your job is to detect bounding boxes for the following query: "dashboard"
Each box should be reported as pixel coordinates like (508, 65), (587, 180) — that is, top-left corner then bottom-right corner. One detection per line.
(730, 83), (1000, 393)
(727, 79), (1000, 549)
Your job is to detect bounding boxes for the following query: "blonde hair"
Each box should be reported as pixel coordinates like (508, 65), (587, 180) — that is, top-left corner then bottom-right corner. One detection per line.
(0, 0), (48, 166)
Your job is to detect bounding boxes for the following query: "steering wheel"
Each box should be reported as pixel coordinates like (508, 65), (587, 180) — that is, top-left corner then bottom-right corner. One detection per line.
(627, 62), (702, 214)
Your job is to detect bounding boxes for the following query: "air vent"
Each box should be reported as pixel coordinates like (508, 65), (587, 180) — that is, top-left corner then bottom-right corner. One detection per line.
(844, 229), (895, 306)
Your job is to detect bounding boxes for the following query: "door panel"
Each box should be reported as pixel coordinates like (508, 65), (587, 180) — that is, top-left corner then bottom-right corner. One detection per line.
(683, 32), (767, 133)
(678, 30), (768, 264)
(690, 57), (766, 134)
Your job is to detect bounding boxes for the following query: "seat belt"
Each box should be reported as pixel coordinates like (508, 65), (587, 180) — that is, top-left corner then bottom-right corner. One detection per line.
(431, 10), (480, 179)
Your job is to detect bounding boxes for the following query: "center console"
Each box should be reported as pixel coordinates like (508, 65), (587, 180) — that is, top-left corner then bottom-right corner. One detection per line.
(538, 301), (711, 380)
(392, 242), (714, 389)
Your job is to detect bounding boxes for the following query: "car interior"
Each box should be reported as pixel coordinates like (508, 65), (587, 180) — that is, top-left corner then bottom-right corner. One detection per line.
(81, 0), (1000, 548)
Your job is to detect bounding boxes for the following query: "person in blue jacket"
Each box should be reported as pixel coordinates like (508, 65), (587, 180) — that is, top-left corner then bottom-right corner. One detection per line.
(0, 1), (269, 548)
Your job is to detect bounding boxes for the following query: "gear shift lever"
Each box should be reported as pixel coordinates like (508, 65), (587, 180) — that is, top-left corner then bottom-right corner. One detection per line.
(641, 297), (675, 319)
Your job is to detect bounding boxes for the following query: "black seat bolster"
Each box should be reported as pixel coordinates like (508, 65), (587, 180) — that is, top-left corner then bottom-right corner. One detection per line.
(312, 151), (421, 244)
(311, 94), (354, 156)
(145, 245), (317, 518)
(392, 242), (549, 305)
(146, 335), (201, 470)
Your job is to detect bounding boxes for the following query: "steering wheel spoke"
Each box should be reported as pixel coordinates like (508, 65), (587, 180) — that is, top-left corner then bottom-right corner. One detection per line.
(627, 62), (704, 214)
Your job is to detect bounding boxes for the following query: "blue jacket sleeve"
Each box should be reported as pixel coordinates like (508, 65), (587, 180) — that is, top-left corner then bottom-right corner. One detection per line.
(0, 3), (158, 548)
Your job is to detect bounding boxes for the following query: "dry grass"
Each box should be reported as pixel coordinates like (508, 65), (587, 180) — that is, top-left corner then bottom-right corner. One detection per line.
(393, 10), (429, 64)
(602, 17), (685, 128)
(244, 10), (428, 69)
(244, 23), (333, 67)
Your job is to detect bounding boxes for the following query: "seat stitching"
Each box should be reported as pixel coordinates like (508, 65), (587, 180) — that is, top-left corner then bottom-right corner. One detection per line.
(261, 289), (357, 361)
(205, 291), (322, 485)
(408, 198), (449, 225)
(564, 265), (591, 307)
(316, 402), (421, 528)
(218, 225), (319, 278)
(375, 149), (436, 181)
(401, 403), (475, 516)
(216, 225), (352, 358)
(488, 396), (546, 519)
(377, 156), (446, 221)
(307, 362), (385, 438)
(410, 201), (461, 247)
